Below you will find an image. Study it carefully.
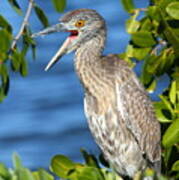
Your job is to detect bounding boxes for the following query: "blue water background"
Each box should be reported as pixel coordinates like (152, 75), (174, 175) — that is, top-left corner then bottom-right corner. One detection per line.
(0, 0), (169, 169)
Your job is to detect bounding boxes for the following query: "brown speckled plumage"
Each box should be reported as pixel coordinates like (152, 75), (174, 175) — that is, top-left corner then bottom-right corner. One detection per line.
(36, 9), (161, 177)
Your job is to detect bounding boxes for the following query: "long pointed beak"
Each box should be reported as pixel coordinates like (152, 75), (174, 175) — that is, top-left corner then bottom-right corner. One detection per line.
(31, 23), (66, 38)
(32, 23), (78, 71)
(31, 23), (77, 71)
(44, 37), (72, 71)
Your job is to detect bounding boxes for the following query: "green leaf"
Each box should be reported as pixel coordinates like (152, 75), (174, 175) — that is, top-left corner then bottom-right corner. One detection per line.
(146, 79), (157, 93)
(8, 0), (22, 15)
(172, 160), (179, 171)
(140, 55), (156, 85)
(126, 45), (151, 60)
(13, 152), (23, 170)
(131, 31), (156, 47)
(159, 9), (179, 57)
(23, 27), (36, 59)
(152, 48), (175, 76)
(11, 50), (22, 71)
(162, 119), (179, 148)
(169, 81), (176, 105)
(159, 95), (174, 115)
(20, 57), (28, 77)
(154, 102), (172, 123)
(120, 0), (135, 13)
(0, 64), (9, 96)
(80, 149), (99, 168)
(0, 15), (12, 33)
(0, 163), (10, 179)
(0, 87), (6, 102)
(10, 49), (28, 77)
(0, 64), (8, 84)
(166, 2), (179, 20)
(140, 17), (153, 31)
(126, 18), (140, 34)
(17, 168), (35, 180)
(77, 167), (103, 180)
(50, 155), (75, 178)
(51, 0), (66, 13)
(147, 5), (161, 22)
(34, 5), (49, 28)
(33, 169), (54, 180)
(0, 29), (12, 52)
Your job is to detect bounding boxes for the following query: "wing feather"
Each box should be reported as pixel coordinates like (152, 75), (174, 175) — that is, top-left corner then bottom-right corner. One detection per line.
(115, 72), (161, 163)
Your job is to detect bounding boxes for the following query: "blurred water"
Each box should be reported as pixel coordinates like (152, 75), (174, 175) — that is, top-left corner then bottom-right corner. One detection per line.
(0, 0), (169, 169)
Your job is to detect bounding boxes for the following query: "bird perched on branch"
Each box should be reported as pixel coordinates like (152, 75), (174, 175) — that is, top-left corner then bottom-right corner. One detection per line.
(33, 9), (161, 178)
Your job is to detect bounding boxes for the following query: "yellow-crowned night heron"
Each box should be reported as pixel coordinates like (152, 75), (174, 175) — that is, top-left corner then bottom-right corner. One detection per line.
(33, 9), (161, 177)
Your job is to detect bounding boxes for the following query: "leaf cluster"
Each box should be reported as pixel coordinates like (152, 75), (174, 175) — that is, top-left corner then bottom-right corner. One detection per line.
(0, 153), (54, 180)
(0, 0), (66, 101)
(0, 151), (169, 180)
(120, 0), (179, 178)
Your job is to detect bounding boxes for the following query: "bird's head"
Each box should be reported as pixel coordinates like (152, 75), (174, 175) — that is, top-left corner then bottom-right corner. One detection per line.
(32, 9), (106, 71)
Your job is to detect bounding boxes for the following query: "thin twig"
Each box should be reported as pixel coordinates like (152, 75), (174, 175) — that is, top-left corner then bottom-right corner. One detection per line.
(10, 0), (34, 50)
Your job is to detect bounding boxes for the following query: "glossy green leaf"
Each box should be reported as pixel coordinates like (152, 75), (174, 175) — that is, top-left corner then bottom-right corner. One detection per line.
(172, 160), (179, 171)
(0, 87), (6, 102)
(0, 15), (12, 33)
(169, 81), (176, 105)
(146, 79), (157, 93)
(17, 168), (35, 180)
(131, 31), (156, 47)
(11, 50), (22, 71)
(166, 2), (179, 20)
(8, 0), (22, 15)
(162, 119), (179, 148)
(159, 95), (174, 115)
(0, 64), (9, 97)
(154, 102), (172, 123)
(77, 167), (103, 180)
(23, 27), (36, 59)
(51, 0), (66, 12)
(159, 9), (179, 57)
(134, 48), (151, 60)
(120, 0), (135, 13)
(20, 57), (28, 77)
(140, 17), (153, 31)
(126, 18), (140, 34)
(0, 163), (10, 179)
(34, 5), (49, 28)
(0, 64), (8, 84)
(50, 155), (75, 178)
(140, 55), (156, 85)
(80, 149), (99, 168)
(126, 11), (140, 34)
(155, 49), (175, 76)
(23, 30), (36, 58)
(13, 152), (23, 170)
(0, 29), (12, 52)
(147, 5), (161, 22)
(126, 45), (151, 60)
(33, 169), (54, 180)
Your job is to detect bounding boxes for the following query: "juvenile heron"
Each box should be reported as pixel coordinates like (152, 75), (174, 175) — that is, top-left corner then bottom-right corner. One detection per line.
(33, 9), (161, 177)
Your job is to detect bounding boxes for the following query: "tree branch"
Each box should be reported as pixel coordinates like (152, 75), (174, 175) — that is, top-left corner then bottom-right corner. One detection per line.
(10, 0), (34, 50)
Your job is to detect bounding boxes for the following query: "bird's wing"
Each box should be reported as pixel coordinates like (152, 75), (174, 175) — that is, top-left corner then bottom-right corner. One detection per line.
(115, 70), (161, 163)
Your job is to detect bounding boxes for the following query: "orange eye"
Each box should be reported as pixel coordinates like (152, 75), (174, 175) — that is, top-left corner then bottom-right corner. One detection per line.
(75, 20), (85, 28)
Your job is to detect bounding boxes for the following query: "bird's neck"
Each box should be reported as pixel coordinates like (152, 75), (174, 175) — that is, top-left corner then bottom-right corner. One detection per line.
(74, 29), (106, 82)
